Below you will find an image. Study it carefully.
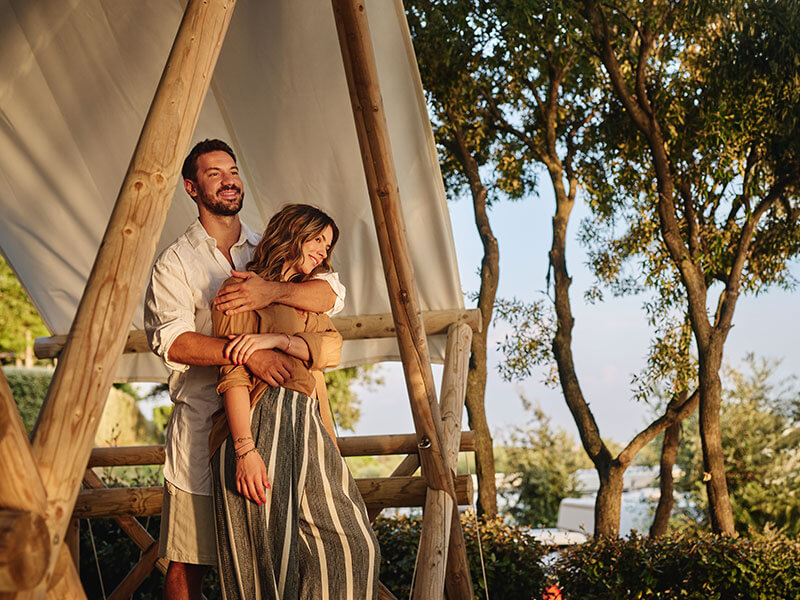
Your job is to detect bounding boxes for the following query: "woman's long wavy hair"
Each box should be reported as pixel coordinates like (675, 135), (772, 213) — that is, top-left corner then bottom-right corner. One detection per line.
(247, 204), (339, 282)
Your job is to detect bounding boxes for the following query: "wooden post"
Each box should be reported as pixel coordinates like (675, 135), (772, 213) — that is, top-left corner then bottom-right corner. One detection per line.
(72, 477), (474, 519)
(27, 0), (237, 591)
(40, 546), (84, 600)
(65, 520), (79, 572)
(82, 470), (169, 575)
(107, 542), (160, 600)
(440, 324), (474, 599)
(34, 308), (482, 359)
(0, 354), (50, 597)
(0, 511), (50, 592)
(330, 1), (471, 597)
(84, 432), (475, 467)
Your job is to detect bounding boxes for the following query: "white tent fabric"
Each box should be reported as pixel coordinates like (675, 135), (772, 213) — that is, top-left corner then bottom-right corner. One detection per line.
(0, 0), (463, 382)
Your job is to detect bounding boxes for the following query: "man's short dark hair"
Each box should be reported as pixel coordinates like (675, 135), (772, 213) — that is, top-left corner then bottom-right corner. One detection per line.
(181, 139), (237, 182)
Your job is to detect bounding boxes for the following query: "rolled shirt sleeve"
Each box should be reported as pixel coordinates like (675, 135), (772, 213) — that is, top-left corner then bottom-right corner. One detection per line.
(296, 324), (342, 371)
(212, 280), (258, 395)
(313, 271), (346, 316)
(144, 251), (196, 373)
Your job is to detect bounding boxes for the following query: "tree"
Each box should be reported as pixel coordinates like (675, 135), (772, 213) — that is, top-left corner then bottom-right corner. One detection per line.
(676, 357), (800, 536)
(0, 254), (49, 361)
(410, 0), (701, 535)
(470, 0), (700, 536)
(579, 0), (800, 534)
(324, 365), (381, 432)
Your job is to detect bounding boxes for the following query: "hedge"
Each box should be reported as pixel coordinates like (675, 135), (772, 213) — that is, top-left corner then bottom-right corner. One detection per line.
(552, 532), (800, 600)
(3, 365), (53, 433)
(374, 512), (549, 599)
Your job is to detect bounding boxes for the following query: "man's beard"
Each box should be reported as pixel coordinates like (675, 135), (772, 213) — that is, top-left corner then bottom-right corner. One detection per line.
(199, 185), (244, 216)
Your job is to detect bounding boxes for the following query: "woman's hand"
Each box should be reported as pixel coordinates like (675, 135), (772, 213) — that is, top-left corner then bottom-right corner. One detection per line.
(225, 333), (283, 365)
(235, 449), (271, 505)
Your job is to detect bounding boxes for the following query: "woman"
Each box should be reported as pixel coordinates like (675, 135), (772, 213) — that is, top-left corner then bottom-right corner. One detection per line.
(208, 204), (380, 600)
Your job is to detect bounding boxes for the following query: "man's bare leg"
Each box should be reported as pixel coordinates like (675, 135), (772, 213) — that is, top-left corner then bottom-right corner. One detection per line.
(164, 561), (207, 600)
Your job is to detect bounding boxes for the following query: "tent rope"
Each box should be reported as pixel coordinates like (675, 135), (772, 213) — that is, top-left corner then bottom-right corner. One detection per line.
(407, 526), (422, 600)
(87, 518), (108, 600)
(467, 452), (489, 599)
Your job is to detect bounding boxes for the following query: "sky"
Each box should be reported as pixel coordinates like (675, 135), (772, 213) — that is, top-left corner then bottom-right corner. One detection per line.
(348, 184), (800, 447)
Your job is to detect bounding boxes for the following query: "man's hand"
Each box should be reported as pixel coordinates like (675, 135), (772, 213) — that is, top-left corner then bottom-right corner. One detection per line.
(214, 270), (278, 315)
(246, 348), (294, 387)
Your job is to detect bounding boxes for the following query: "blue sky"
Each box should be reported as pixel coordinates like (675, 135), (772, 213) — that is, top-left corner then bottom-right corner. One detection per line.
(350, 185), (800, 447)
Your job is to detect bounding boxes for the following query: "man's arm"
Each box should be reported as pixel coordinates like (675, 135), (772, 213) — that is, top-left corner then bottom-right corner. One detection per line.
(167, 332), (293, 386)
(213, 270), (338, 315)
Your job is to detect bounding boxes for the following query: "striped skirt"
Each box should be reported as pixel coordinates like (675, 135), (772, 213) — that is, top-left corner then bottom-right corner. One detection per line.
(210, 387), (380, 600)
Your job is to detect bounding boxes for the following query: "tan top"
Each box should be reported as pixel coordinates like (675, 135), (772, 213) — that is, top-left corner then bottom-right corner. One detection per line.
(208, 277), (342, 458)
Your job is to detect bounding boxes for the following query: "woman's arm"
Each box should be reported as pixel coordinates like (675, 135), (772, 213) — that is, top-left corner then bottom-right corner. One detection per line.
(224, 331), (310, 365)
(222, 386), (270, 505)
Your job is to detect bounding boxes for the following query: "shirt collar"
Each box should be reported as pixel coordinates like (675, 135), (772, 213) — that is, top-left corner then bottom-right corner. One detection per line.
(185, 217), (260, 249)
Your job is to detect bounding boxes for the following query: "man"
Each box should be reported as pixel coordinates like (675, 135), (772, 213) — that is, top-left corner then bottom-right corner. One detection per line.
(144, 139), (345, 599)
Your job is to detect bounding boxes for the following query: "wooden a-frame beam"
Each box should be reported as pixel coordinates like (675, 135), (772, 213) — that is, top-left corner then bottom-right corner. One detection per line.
(13, 0), (238, 596)
(329, 1), (473, 598)
(33, 308), (482, 359)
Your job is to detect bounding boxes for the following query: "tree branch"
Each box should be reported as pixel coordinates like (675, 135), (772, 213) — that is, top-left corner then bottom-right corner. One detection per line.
(618, 389), (699, 467)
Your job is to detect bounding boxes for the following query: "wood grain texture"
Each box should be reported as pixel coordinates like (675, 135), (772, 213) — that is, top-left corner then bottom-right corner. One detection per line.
(0, 511), (50, 592)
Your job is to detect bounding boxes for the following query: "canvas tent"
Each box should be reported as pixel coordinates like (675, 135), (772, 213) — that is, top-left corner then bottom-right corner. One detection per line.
(0, 0), (464, 379)
(0, 0), (477, 598)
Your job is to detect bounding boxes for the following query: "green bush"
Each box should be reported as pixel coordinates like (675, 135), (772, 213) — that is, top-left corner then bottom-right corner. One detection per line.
(3, 366), (53, 433)
(552, 532), (800, 599)
(374, 513), (548, 599)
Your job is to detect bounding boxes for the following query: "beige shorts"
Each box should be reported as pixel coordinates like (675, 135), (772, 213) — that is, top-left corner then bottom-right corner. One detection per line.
(158, 480), (217, 566)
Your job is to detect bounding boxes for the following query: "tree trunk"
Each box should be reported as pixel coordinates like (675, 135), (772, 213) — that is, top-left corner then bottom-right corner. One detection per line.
(595, 462), (625, 538)
(451, 119), (499, 517)
(697, 346), (736, 535)
(465, 354), (497, 516)
(650, 417), (681, 537)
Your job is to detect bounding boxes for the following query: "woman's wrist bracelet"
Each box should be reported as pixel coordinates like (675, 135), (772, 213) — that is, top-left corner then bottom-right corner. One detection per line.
(284, 333), (291, 352)
(235, 447), (257, 460)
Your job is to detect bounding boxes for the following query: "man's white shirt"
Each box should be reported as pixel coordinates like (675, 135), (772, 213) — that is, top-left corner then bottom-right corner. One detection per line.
(144, 219), (345, 496)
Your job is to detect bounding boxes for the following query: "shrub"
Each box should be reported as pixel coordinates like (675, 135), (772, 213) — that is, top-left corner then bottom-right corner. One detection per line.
(374, 512), (548, 599)
(3, 366), (53, 433)
(552, 532), (800, 599)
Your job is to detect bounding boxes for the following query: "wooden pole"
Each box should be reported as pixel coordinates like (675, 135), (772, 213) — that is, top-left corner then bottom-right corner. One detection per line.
(72, 476), (474, 519)
(65, 521), (79, 572)
(368, 454), (421, 522)
(82, 470), (169, 575)
(42, 546), (84, 600)
(0, 354), (50, 597)
(0, 511), (50, 592)
(416, 323), (473, 599)
(85, 432), (476, 467)
(34, 309), (482, 359)
(329, 1), (469, 596)
(439, 324), (474, 600)
(28, 0), (237, 591)
(106, 542), (160, 600)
